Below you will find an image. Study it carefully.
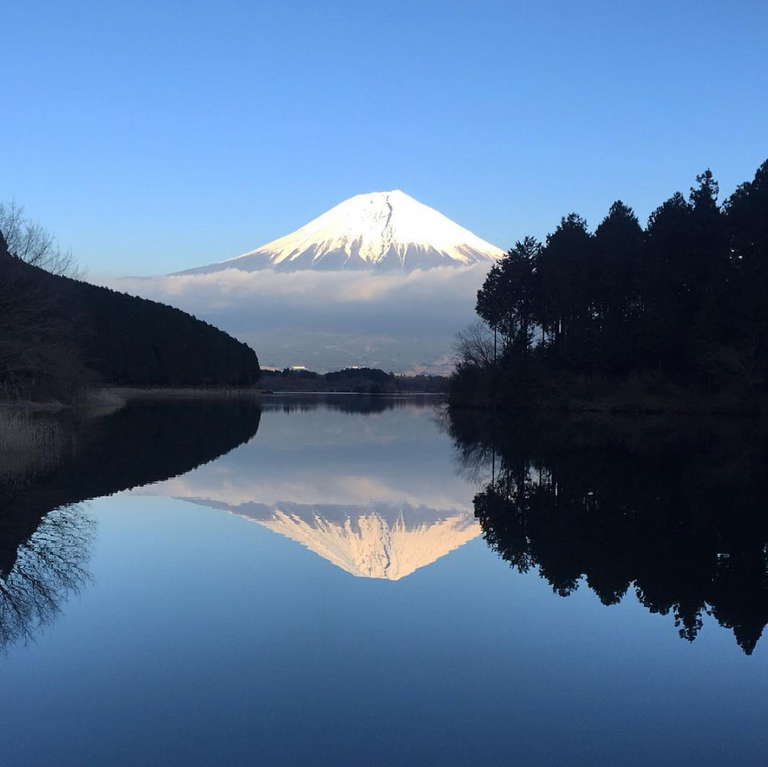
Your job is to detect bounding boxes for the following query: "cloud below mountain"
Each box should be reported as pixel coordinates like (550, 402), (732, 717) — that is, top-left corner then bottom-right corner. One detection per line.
(107, 264), (490, 372)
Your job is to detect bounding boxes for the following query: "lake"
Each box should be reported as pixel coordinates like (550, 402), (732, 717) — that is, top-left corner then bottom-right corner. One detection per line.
(0, 396), (767, 766)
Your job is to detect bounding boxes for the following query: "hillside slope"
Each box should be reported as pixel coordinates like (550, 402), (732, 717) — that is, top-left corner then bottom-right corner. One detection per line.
(0, 231), (260, 397)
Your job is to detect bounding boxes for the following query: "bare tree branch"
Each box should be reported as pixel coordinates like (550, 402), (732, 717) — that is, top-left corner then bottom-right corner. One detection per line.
(453, 321), (495, 369)
(0, 201), (85, 279)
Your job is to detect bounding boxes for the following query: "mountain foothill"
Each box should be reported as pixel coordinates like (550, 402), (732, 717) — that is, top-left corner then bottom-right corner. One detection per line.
(0, 228), (260, 403)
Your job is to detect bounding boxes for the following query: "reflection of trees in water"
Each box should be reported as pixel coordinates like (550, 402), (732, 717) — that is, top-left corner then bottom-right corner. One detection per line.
(0, 503), (94, 650)
(0, 397), (263, 651)
(449, 411), (768, 654)
(261, 394), (438, 415)
(0, 411), (73, 487)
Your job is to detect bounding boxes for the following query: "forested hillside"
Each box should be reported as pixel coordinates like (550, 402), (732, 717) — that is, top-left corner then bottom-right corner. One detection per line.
(451, 160), (768, 412)
(0, 230), (260, 401)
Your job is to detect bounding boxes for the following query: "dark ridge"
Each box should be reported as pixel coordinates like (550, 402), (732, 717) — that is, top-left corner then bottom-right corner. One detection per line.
(0, 229), (260, 399)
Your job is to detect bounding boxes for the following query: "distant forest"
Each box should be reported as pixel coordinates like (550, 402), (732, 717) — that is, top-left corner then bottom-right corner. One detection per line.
(451, 160), (768, 412)
(0, 217), (260, 402)
(260, 367), (446, 394)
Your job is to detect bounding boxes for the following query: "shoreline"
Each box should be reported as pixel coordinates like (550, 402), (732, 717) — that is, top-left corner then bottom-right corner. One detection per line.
(0, 387), (445, 412)
(447, 396), (766, 417)
(447, 372), (768, 418)
(103, 386), (443, 398)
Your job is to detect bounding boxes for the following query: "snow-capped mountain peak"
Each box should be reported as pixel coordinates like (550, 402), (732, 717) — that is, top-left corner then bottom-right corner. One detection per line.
(179, 190), (503, 273)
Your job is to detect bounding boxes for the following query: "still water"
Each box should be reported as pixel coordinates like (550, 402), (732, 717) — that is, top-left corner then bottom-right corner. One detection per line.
(0, 396), (766, 765)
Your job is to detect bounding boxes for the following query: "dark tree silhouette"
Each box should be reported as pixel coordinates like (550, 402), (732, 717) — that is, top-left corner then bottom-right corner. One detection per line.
(0, 201), (83, 278)
(592, 201), (644, 373)
(451, 160), (768, 411)
(0, 230), (86, 402)
(476, 236), (539, 358)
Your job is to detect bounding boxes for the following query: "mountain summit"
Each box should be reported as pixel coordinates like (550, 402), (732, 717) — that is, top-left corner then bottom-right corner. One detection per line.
(180, 190), (503, 273)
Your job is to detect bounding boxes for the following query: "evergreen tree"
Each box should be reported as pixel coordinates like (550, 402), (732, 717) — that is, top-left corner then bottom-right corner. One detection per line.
(452, 159), (768, 409)
(592, 201), (644, 373)
(536, 213), (593, 366)
(477, 237), (540, 358)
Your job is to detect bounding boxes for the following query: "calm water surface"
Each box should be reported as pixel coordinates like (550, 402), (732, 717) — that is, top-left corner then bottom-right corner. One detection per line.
(0, 396), (766, 765)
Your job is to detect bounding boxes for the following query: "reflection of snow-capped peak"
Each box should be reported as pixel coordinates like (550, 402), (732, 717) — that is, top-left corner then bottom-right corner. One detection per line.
(177, 190), (503, 274)
(184, 500), (481, 581)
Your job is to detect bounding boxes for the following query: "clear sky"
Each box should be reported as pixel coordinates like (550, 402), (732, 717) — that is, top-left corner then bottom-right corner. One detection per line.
(2, 0), (767, 276)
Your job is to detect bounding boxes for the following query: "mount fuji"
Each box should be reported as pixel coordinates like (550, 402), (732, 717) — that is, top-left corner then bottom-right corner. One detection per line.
(178, 500), (480, 581)
(179, 190), (503, 274)
(113, 190), (505, 371)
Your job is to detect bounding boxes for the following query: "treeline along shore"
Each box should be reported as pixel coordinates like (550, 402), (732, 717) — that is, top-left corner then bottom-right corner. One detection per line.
(450, 160), (768, 414)
(0, 226), (260, 404)
(258, 367), (446, 394)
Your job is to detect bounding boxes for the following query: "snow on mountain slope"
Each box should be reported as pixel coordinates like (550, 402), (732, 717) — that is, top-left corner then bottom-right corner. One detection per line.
(180, 499), (480, 580)
(178, 190), (504, 273)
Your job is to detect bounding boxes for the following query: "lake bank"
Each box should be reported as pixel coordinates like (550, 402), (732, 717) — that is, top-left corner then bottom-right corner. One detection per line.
(102, 386), (445, 399)
(448, 369), (768, 416)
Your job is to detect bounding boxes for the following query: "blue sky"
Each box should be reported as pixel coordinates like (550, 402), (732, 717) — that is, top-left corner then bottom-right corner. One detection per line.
(2, 0), (767, 275)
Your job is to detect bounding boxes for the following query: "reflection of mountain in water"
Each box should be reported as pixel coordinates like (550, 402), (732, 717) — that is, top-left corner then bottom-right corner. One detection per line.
(185, 499), (479, 580)
(0, 398), (262, 649)
(449, 410), (768, 655)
